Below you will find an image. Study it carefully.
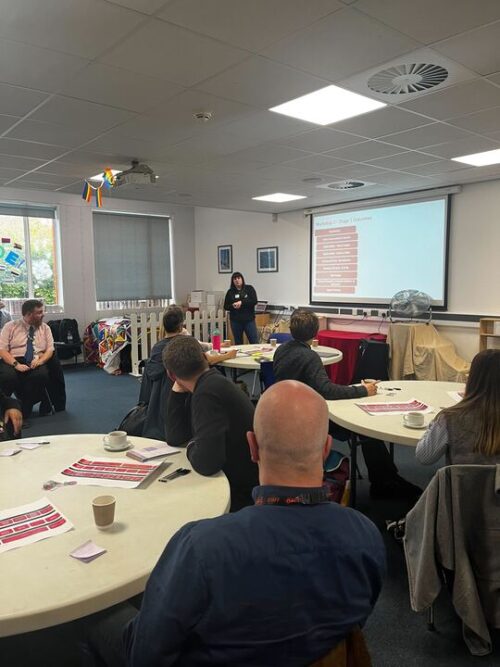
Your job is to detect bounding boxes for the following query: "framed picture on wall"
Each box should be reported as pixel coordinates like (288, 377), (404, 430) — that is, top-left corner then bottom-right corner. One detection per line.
(218, 245), (233, 273)
(257, 246), (279, 273)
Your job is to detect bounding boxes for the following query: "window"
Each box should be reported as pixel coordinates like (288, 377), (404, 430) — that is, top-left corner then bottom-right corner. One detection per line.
(0, 205), (61, 306)
(93, 212), (172, 306)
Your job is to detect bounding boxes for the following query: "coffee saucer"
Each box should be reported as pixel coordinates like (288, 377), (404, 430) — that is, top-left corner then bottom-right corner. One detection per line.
(104, 441), (133, 452)
(403, 423), (427, 430)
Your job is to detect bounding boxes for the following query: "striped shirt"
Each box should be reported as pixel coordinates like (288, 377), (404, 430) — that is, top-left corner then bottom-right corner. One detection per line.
(415, 418), (449, 464)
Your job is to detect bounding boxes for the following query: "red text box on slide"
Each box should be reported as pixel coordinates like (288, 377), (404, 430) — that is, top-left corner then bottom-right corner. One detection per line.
(315, 226), (357, 236)
(317, 287), (356, 294)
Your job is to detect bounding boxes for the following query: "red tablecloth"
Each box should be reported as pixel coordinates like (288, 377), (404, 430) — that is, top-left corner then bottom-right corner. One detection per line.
(317, 330), (387, 385)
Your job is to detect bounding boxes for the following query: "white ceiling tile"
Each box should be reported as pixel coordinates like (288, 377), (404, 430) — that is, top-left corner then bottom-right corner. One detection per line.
(198, 155), (268, 174)
(105, 0), (170, 13)
(0, 166), (27, 180)
(100, 19), (249, 87)
(0, 38), (88, 92)
(487, 72), (500, 87)
(322, 164), (390, 179)
(367, 151), (440, 169)
(400, 80), (500, 121)
(3, 178), (58, 190)
(402, 160), (469, 176)
(60, 63), (184, 113)
(326, 140), (404, 161)
(220, 111), (310, 144)
(262, 8), (418, 81)
(354, 0), (500, 44)
(0, 0), (144, 59)
(449, 107), (500, 135)
(382, 123), (472, 149)
(0, 154), (46, 171)
(0, 115), (20, 134)
(282, 154), (355, 173)
(28, 160), (87, 177)
(20, 170), (81, 186)
(0, 84), (49, 116)
(29, 96), (135, 131)
(224, 144), (310, 166)
(83, 133), (174, 162)
(158, 0), (343, 51)
(370, 171), (431, 186)
(6, 120), (99, 148)
(0, 138), (64, 160)
(275, 128), (363, 152)
(433, 21), (500, 76)
(199, 56), (332, 109)
(332, 107), (429, 138)
(422, 136), (500, 159)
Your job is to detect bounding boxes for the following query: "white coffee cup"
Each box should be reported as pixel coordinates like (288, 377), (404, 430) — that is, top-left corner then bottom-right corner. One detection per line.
(103, 430), (128, 450)
(270, 338), (277, 347)
(403, 412), (425, 427)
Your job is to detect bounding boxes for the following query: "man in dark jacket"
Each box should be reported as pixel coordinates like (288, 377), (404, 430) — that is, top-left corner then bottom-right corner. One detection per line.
(164, 335), (258, 511)
(273, 309), (421, 500)
(82, 381), (385, 667)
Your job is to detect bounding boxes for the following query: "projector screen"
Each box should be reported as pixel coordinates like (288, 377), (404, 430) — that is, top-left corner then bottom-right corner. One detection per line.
(310, 195), (450, 308)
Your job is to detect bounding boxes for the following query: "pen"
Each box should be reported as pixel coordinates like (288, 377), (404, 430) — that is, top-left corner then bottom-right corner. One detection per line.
(20, 441), (50, 445)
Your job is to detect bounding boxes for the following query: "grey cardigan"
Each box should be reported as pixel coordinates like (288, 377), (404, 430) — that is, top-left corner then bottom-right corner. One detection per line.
(404, 464), (500, 656)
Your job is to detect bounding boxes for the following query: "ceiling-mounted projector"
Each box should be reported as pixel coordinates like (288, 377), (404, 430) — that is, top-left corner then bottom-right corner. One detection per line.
(114, 160), (157, 187)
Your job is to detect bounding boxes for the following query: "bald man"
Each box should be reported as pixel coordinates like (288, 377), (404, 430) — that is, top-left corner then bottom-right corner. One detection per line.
(83, 381), (385, 667)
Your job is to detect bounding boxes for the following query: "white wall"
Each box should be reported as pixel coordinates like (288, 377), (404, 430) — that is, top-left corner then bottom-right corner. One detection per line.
(195, 179), (500, 361)
(0, 185), (195, 328)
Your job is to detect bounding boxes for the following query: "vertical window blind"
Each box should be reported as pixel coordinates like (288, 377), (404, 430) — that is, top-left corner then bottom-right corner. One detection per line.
(93, 212), (172, 301)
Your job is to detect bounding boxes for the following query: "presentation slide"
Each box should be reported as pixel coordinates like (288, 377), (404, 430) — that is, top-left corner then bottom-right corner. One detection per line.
(310, 197), (448, 306)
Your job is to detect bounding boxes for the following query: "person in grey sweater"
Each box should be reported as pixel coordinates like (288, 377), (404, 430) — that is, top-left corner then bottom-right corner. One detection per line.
(273, 309), (421, 500)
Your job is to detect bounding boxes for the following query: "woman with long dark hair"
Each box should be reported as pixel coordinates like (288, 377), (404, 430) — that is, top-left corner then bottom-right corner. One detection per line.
(416, 349), (500, 464)
(224, 272), (258, 345)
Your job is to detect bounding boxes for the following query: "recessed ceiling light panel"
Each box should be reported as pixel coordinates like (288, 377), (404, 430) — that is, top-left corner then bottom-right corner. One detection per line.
(269, 85), (385, 126)
(451, 148), (500, 166)
(252, 192), (307, 203)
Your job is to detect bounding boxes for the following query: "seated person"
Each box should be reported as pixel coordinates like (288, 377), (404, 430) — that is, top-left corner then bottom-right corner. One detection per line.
(416, 348), (500, 465)
(0, 300), (12, 332)
(0, 299), (54, 416)
(82, 381), (385, 667)
(0, 389), (22, 440)
(273, 309), (421, 500)
(139, 305), (237, 440)
(164, 336), (258, 511)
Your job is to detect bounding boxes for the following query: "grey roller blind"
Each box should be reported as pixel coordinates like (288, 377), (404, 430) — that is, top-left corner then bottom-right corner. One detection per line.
(93, 212), (172, 301)
(0, 204), (55, 218)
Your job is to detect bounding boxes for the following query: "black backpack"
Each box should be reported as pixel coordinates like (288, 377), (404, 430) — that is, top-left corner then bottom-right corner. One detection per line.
(59, 319), (81, 345)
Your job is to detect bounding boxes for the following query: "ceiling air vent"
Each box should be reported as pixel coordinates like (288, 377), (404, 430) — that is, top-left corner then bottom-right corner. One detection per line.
(367, 63), (448, 96)
(318, 180), (373, 191)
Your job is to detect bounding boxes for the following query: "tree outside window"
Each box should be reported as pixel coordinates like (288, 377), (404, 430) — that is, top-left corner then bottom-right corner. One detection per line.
(0, 213), (59, 305)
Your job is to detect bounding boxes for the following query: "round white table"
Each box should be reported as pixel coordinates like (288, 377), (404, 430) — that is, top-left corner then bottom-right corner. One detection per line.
(0, 434), (230, 637)
(216, 344), (343, 370)
(326, 380), (464, 505)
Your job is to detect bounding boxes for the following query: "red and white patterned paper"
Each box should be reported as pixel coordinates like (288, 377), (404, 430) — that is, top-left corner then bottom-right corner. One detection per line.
(56, 456), (161, 488)
(356, 399), (432, 416)
(0, 498), (73, 554)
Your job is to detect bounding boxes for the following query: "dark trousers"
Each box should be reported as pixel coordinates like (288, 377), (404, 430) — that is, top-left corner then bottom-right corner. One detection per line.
(231, 319), (259, 345)
(329, 421), (399, 484)
(0, 358), (50, 414)
(80, 602), (138, 667)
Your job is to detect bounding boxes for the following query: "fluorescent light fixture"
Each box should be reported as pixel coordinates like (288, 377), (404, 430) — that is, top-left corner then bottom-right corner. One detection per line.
(89, 169), (121, 181)
(270, 85), (386, 126)
(451, 148), (500, 166)
(252, 192), (307, 203)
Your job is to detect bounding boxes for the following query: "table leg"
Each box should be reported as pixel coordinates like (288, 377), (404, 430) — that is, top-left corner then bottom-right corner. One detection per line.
(349, 434), (359, 508)
(231, 368), (237, 383)
(389, 442), (394, 462)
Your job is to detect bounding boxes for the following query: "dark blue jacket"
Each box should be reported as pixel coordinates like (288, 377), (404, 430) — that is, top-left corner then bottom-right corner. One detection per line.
(124, 485), (385, 666)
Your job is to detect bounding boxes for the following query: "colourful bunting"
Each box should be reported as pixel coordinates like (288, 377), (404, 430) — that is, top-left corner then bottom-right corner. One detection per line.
(82, 181), (92, 203)
(95, 187), (102, 208)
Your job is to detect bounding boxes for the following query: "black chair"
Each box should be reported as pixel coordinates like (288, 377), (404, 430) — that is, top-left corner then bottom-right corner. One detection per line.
(352, 339), (389, 383)
(48, 319), (82, 364)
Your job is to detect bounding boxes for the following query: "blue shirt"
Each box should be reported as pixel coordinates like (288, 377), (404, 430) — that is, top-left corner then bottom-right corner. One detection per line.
(124, 485), (385, 666)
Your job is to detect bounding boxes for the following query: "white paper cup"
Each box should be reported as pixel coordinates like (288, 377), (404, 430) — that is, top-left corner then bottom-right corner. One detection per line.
(103, 430), (127, 450)
(270, 338), (277, 347)
(312, 339), (319, 348)
(403, 412), (425, 427)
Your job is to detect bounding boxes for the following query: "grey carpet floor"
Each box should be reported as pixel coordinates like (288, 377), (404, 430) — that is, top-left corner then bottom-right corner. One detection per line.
(2, 366), (498, 666)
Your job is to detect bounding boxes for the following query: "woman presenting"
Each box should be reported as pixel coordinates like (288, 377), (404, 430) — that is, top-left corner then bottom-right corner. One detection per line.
(224, 272), (258, 344)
